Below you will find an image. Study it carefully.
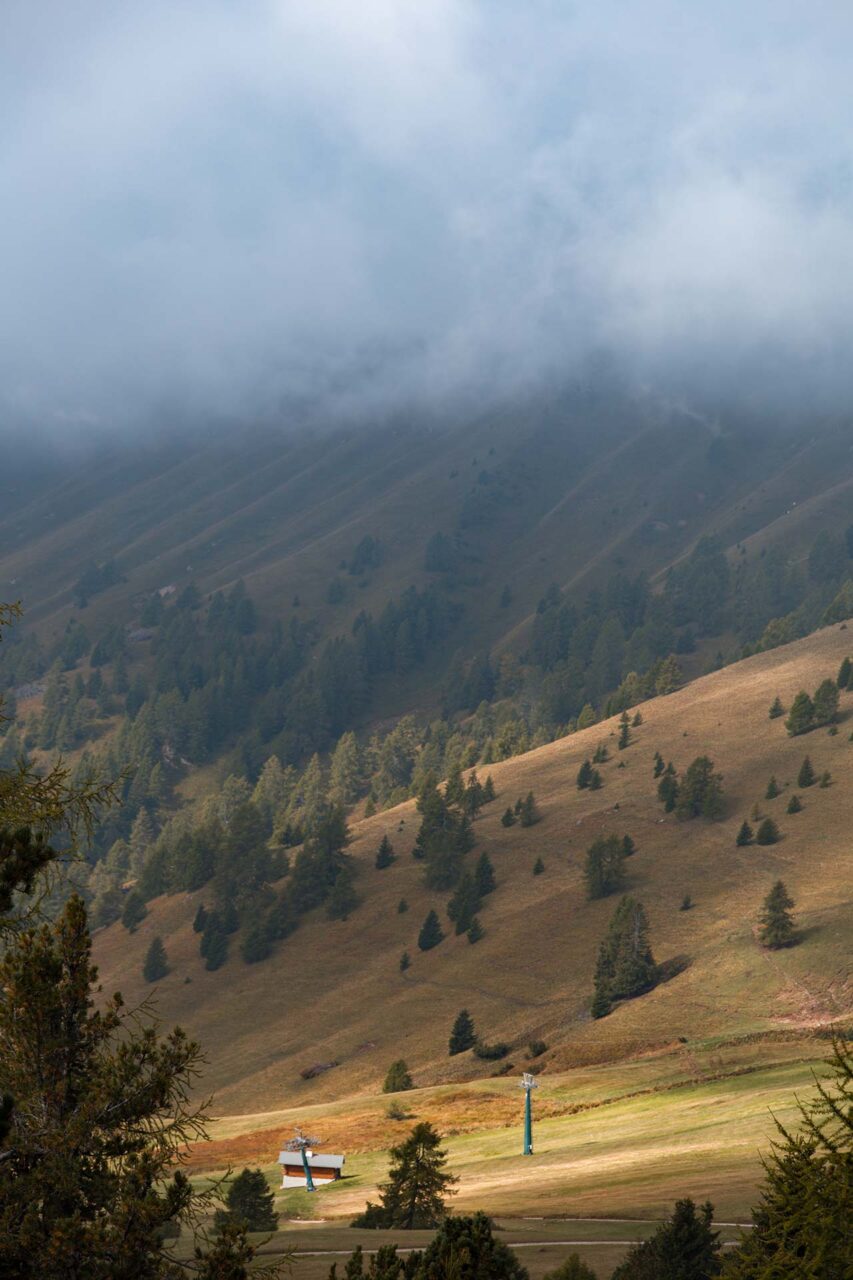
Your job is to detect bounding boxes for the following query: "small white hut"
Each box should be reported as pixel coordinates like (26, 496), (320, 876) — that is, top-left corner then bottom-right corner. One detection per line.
(277, 1148), (345, 1188)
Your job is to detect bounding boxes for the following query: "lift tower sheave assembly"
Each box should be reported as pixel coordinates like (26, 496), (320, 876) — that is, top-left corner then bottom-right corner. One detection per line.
(283, 1129), (322, 1192)
(520, 1071), (538, 1156)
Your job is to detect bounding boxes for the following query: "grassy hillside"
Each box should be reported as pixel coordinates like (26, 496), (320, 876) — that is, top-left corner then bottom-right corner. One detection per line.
(93, 624), (852, 1219)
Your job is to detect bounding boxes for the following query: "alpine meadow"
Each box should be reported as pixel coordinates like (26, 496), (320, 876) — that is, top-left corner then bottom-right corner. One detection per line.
(1, 4), (852, 1279)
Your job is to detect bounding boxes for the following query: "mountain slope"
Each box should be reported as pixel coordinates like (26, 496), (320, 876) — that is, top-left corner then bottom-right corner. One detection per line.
(94, 623), (853, 1119)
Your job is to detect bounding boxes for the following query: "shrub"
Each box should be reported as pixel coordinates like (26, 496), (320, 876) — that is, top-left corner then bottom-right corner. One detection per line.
(527, 1039), (548, 1058)
(383, 1060), (414, 1093)
(473, 1040), (509, 1060)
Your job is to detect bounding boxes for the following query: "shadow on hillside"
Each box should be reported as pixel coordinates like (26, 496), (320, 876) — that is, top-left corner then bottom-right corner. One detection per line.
(656, 954), (691, 986)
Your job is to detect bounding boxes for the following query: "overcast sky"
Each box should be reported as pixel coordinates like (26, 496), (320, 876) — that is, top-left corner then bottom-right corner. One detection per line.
(3, 1), (852, 433)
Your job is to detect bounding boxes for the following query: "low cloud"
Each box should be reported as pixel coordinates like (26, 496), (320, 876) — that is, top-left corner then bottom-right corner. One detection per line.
(2, 1), (852, 433)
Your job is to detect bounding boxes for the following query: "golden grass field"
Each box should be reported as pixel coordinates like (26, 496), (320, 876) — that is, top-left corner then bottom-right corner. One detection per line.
(94, 624), (853, 1238)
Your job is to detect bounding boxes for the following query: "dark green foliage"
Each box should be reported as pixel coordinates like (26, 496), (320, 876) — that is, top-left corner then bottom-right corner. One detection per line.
(736, 820), (754, 847)
(466, 917), (484, 944)
(838, 655), (851, 688)
(501, 806), (516, 827)
(541, 1253), (598, 1280)
(527, 1040), (547, 1059)
(759, 880), (796, 949)
(533, 857), (545, 875)
(618, 713), (630, 750)
(589, 769), (602, 790)
(375, 835), (396, 869)
(657, 767), (678, 812)
(0, 826), (58, 918)
(680, 894), (693, 911)
(519, 791), (539, 826)
(399, 951), (410, 972)
(192, 903), (208, 933)
(765, 775), (780, 799)
(482, 774), (496, 802)
(447, 872), (482, 935)
(326, 864), (359, 920)
(383, 1060), (414, 1093)
(593, 896), (656, 1014)
(449, 1009), (476, 1055)
(473, 1040), (509, 1060)
(576, 760), (593, 790)
(675, 756), (724, 820)
(813, 678), (839, 726)
(798, 756), (816, 787)
(786, 793), (802, 814)
(424, 531), (458, 574)
(221, 899), (240, 934)
(622, 834), (636, 857)
(474, 851), (496, 897)
(350, 1122), (456, 1229)
(348, 534), (382, 576)
(819, 769), (832, 788)
(214, 1167), (278, 1234)
(611, 1198), (721, 1279)
(417, 909), (444, 952)
(592, 743), (609, 764)
(240, 923), (272, 964)
(755, 817), (780, 846)
(725, 1036), (852, 1278)
(584, 835), (627, 900)
(768, 696), (785, 719)
(288, 805), (352, 914)
(121, 888), (147, 932)
(786, 691), (815, 736)
(413, 781), (474, 890)
(397, 898), (408, 914)
(201, 914), (229, 970)
(653, 752), (665, 777)
(143, 935), (169, 982)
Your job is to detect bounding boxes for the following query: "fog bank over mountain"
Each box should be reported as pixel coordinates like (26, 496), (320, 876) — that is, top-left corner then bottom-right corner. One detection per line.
(2, 1), (852, 434)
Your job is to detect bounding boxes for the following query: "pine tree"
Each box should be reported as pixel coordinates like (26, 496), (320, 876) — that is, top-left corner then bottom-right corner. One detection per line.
(592, 742), (609, 764)
(765, 776), (780, 799)
(449, 1008), (476, 1055)
(143, 935), (169, 982)
(675, 756), (724, 820)
(240, 923), (271, 964)
(447, 872), (482, 935)
(519, 792), (538, 827)
(589, 769), (603, 790)
(482, 775), (496, 803)
(326, 865), (359, 920)
(417, 909), (444, 952)
(611, 1198), (721, 1279)
(768, 696), (785, 720)
(622, 834), (636, 857)
(819, 769), (832, 788)
(680, 893), (693, 912)
(351, 1123), (456, 1229)
(383, 1060), (414, 1093)
(786, 793), (802, 814)
(533, 857), (545, 875)
(584, 835), (627, 899)
(397, 898), (408, 914)
(201, 915), (228, 970)
(786, 691), (815, 736)
(653, 751), (665, 777)
(594, 897), (657, 1014)
(576, 759), (593, 790)
(501, 806), (516, 827)
(755, 817), (780, 846)
(417, 1213), (527, 1279)
(618, 713), (630, 750)
(192, 902), (209, 933)
(375, 835), (396, 869)
(543, 1254), (598, 1280)
(736, 820), (754, 847)
(657, 769), (679, 812)
(813, 677), (839, 726)
(838, 655), (851, 688)
(215, 1167), (278, 1233)
(467, 918), (484, 944)
(759, 880), (796, 948)
(798, 756), (816, 787)
(121, 888), (147, 933)
(474, 851), (496, 896)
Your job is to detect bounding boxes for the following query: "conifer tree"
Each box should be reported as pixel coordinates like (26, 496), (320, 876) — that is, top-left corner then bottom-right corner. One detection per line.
(214, 1167), (278, 1234)
(399, 951), (410, 972)
(622, 834), (636, 857)
(592, 742), (609, 764)
(326, 864), (359, 920)
(417, 909), (444, 952)
(519, 791), (538, 827)
(448, 1008), (476, 1055)
(121, 888), (147, 933)
(240, 923), (271, 964)
(653, 751), (665, 777)
(467, 918), (484, 944)
(593, 897), (656, 1015)
(786, 691), (815, 736)
(786, 793), (802, 814)
(501, 806), (516, 827)
(143, 935), (169, 982)
(351, 1122), (456, 1229)
(837, 655), (851, 688)
(819, 769), (832, 788)
(447, 872), (482, 936)
(576, 759), (593, 790)
(813, 677), (839, 726)
(201, 914), (228, 970)
(736, 820), (754, 847)
(759, 880), (796, 948)
(765, 776), (780, 799)
(768, 696), (785, 720)
(798, 756), (816, 787)
(375, 835), (396, 869)
(611, 1198), (721, 1279)
(533, 857), (545, 875)
(397, 898), (408, 914)
(584, 835), (627, 900)
(192, 902), (208, 933)
(383, 1060), (414, 1093)
(756, 817), (780, 846)
(618, 712), (630, 750)
(474, 851), (496, 896)
(589, 769), (603, 790)
(482, 775), (496, 803)
(657, 766), (679, 812)
(675, 756), (724, 820)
